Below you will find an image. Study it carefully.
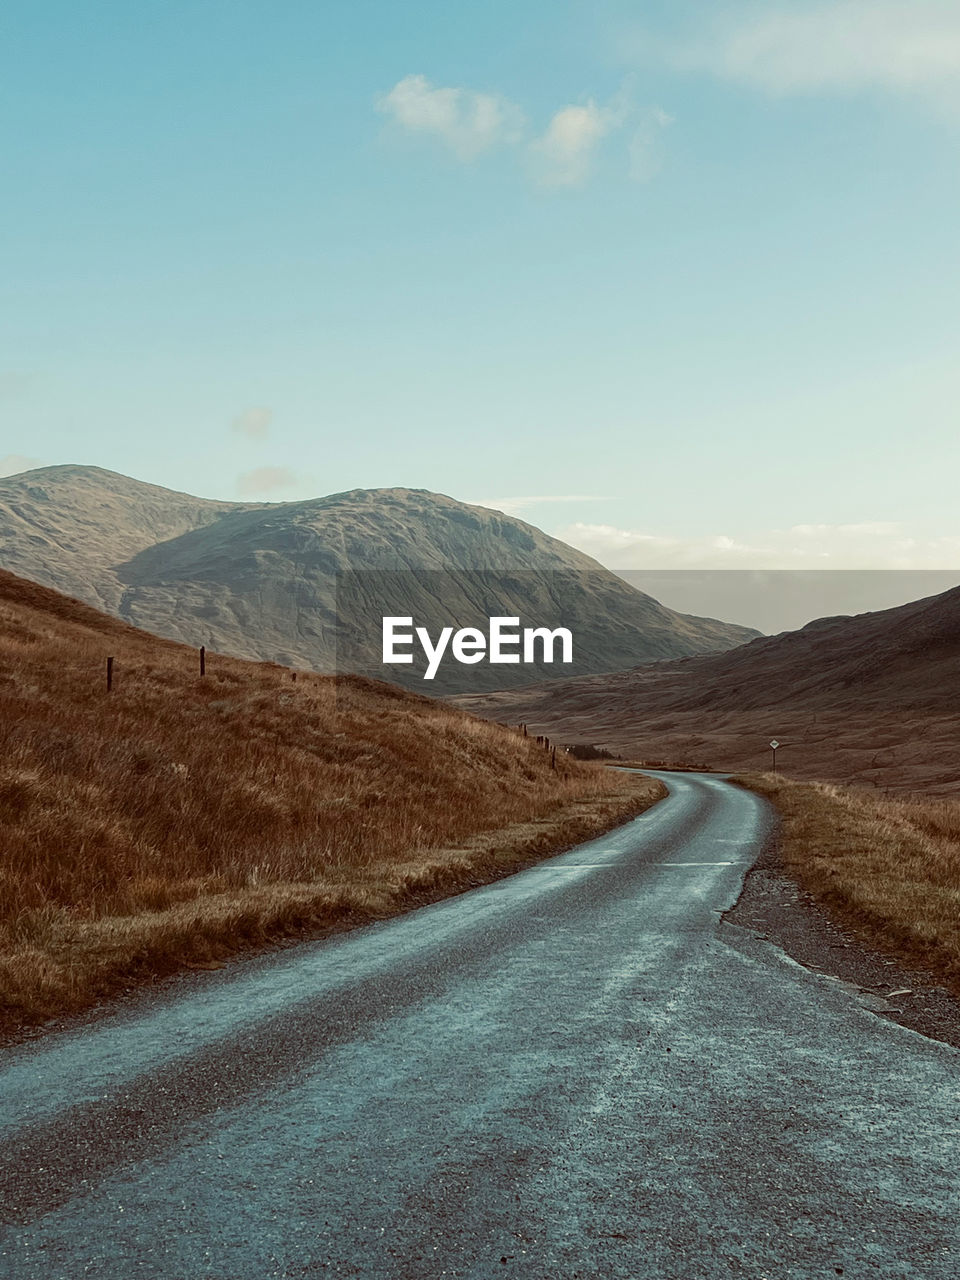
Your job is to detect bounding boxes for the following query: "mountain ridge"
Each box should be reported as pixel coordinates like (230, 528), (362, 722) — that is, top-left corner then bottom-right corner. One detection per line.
(452, 584), (960, 791)
(0, 464), (757, 688)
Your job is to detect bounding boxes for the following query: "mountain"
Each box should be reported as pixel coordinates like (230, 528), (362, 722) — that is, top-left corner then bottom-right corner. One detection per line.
(453, 587), (960, 793)
(0, 465), (244, 612)
(0, 465), (756, 692)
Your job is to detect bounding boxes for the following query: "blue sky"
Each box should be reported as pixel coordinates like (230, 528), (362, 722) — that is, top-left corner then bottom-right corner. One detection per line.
(2, 0), (959, 569)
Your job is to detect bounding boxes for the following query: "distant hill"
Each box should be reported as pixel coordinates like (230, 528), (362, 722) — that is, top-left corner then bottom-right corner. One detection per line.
(453, 587), (960, 793)
(0, 465), (756, 692)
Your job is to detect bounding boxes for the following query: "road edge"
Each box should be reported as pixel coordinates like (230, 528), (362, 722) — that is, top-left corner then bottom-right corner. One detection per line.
(723, 787), (960, 1049)
(1, 774), (667, 1048)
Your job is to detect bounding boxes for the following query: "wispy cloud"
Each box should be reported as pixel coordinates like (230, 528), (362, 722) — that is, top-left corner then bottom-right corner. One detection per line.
(558, 520), (960, 569)
(377, 74), (525, 160)
(0, 453), (41, 477)
(628, 107), (674, 181)
(0, 372), (35, 402)
(231, 406), (273, 440)
(663, 1), (960, 109)
(236, 466), (298, 496)
(378, 75), (671, 186)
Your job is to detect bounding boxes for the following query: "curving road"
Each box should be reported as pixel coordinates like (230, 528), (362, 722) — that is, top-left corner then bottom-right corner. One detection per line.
(1, 771), (959, 1278)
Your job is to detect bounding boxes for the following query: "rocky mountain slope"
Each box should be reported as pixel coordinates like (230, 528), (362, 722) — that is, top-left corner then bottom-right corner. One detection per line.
(0, 465), (756, 691)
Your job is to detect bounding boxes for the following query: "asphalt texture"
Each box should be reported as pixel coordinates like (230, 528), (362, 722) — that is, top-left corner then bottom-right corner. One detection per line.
(1, 771), (959, 1279)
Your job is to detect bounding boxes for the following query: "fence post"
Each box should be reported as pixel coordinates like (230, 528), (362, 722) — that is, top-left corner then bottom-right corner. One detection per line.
(199, 646), (206, 677)
(106, 656), (114, 692)
(551, 745), (557, 771)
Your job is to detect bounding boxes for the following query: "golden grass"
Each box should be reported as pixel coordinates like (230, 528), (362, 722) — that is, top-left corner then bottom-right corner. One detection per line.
(0, 570), (664, 1031)
(737, 772), (960, 990)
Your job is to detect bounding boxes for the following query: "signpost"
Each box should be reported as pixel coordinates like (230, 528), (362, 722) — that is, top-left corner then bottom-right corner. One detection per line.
(770, 739), (780, 773)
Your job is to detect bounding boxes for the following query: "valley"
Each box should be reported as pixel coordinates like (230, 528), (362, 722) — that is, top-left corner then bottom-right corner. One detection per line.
(455, 585), (960, 794)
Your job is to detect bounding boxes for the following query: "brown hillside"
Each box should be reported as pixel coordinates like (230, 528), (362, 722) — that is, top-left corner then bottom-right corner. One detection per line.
(0, 569), (661, 1030)
(453, 587), (960, 795)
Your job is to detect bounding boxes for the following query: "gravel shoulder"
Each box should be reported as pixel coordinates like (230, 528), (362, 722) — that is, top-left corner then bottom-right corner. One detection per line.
(724, 816), (960, 1049)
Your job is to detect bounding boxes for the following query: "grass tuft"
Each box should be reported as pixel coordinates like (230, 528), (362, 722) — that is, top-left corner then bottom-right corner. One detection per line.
(736, 772), (960, 990)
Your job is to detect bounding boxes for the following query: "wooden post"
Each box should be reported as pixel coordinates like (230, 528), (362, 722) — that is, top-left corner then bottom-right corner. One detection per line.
(292, 672), (297, 682)
(199, 645), (206, 677)
(106, 656), (114, 692)
(551, 745), (557, 771)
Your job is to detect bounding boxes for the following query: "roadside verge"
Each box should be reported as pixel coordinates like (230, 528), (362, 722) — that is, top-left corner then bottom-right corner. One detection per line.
(2, 773), (665, 1042)
(727, 773), (960, 1047)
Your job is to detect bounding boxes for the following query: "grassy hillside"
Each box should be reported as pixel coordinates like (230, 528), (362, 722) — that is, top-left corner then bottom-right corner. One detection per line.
(456, 585), (960, 794)
(0, 570), (662, 1032)
(739, 773), (960, 991)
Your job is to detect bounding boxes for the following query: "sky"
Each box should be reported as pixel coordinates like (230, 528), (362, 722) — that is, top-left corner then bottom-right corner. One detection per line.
(2, 0), (960, 572)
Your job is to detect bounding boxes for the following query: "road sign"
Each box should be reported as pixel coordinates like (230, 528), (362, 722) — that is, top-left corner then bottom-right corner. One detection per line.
(769, 739), (779, 749)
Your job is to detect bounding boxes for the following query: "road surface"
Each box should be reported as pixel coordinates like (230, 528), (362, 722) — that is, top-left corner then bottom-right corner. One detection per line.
(1, 771), (958, 1278)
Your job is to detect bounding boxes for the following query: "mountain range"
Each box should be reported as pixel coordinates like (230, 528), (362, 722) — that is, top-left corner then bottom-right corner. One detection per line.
(0, 465), (756, 692)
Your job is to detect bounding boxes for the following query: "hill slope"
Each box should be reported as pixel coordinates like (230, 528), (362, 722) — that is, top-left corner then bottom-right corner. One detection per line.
(0, 568), (662, 1029)
(454, 587), (960, 793)
(0, 465), (756, 691)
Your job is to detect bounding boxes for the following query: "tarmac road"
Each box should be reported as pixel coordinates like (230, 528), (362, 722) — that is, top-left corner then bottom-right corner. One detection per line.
(1, 771), (959, 1279)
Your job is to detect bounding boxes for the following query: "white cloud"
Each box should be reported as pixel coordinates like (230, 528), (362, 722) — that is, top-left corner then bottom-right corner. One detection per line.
(0, 453), (41, 477)
(236, 466), (298, 496)
(557, 520), (960, 569)
(668, 1), (960, 108)
(528, 90), (672, 187)
(378, 75), (672, 184)
(529, 99), (621, 187)
(377, 74), (524, 159)
(790, 521), (902, 538)
(231, 407), (273, 440)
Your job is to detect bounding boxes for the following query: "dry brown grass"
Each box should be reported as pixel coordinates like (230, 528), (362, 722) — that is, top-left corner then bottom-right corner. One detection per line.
(738, 772), (960, 991)
(0, 570), (663, 1032)
(455, 583), (960, 796)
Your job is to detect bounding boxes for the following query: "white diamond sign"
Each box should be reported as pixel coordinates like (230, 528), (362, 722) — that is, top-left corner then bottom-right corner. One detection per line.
(770, 739), (780, 749)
